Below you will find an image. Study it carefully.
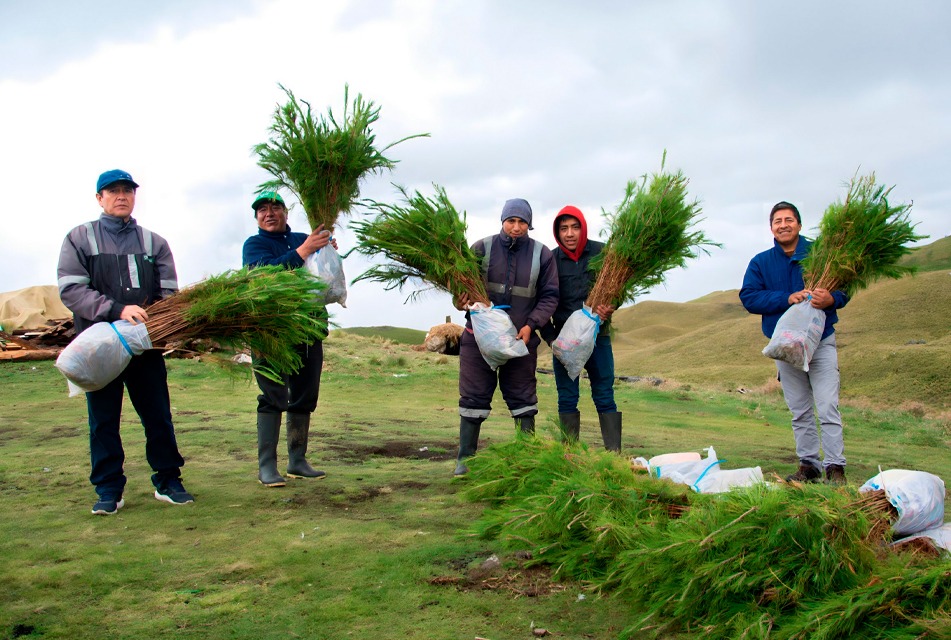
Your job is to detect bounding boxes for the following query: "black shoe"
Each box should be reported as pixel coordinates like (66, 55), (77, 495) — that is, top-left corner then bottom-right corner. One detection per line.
(91, 495), (124, 515)
(785, 463), (821, 483)
(154, 480), (195, 505)
(825, 464), (847, 485)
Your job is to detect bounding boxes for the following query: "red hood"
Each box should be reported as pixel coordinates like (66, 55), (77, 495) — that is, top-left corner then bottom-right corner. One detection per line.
(553, 205), (588, 262)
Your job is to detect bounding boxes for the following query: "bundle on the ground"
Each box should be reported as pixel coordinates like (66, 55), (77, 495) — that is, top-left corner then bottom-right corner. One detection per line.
(252, 84), (427, 305)
(764, 172), (925, 370)
(554, 157), (715, 379)
(463, 438), (949, 639)
(352, 185), (525, 369)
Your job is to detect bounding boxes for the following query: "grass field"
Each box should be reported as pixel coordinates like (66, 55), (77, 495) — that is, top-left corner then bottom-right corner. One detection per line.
(1, 328), (949, 639)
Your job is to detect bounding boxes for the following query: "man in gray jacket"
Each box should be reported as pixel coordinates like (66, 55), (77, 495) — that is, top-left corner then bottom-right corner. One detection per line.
(58, 169), (193, 514)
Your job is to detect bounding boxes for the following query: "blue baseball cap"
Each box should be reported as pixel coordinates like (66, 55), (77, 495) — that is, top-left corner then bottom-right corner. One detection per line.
(97, 169), (139, 192)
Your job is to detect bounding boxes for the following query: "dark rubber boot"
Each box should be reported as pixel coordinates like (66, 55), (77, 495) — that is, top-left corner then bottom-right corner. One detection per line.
(454, 416), (484, 476)
(598, 411), (622, 452)
(285, 412), (326, 479)
(257, 413), (286, 487)
(516, 415), (535, 435)
(559, 412), (581, 443)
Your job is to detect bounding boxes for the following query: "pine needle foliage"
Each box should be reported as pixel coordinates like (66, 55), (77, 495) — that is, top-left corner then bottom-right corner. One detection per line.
(253, 84), (428, 231)
(462, 437), (950, 639)
(144, 267), (329, 382)
(801, 172), (926, 296)
(586, 155), (717, 309)
(350, 185), (490, 304)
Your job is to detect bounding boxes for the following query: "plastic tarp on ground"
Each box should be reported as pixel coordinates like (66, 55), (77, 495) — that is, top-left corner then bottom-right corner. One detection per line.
(0, 285), (71, 331)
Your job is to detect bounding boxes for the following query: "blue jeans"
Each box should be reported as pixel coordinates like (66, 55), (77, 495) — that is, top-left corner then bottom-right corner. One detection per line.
(553, 333), (617, 414)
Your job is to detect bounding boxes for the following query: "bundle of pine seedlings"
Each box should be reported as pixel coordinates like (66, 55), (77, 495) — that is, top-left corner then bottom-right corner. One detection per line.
(764, 172), (925, 370)
(144, 266), (329, 382)
(349, 185), (489, 305)
(462, 437), (949, 639)
(464, 438), (695, 584)
(585, 155), (716, 310)
(253, 84), (426, 232)
(801, 172), (924, 294)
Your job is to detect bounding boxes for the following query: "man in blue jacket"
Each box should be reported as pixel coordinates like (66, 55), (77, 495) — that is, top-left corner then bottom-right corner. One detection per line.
(541, 205), (620, 450)
(58, 169), (193, 514)
(242, 192), (333, 487)
(740, 201), (849, 484)
(452, 198), (559, 475)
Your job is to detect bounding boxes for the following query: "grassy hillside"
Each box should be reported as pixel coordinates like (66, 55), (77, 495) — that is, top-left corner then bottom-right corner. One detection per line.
(340, 325), (426, 345)
(899, 234), (951, 272)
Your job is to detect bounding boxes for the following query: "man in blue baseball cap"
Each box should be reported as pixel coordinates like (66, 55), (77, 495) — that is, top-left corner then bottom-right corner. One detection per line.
(57, 169), (194, 514)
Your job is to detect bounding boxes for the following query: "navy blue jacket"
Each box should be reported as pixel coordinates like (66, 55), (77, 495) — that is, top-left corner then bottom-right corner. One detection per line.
(242, 226), (309, 268)
(739, 236), (849, 340)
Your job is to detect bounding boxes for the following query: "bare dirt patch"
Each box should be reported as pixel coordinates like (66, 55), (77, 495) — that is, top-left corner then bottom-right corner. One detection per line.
(321, 440), (456, 463)
(429, 552), (567, 598)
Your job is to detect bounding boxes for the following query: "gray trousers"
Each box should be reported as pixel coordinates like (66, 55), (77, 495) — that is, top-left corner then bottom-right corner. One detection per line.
(775, 334), (846, 469)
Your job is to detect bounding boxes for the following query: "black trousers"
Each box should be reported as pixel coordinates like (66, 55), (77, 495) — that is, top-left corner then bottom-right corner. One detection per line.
(253, 340), (323, 414)
(86, 350), (184, 498)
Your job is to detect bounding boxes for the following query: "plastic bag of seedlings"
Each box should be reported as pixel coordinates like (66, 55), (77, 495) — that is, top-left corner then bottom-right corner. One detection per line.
(468, 302), (529, 371)
(305, 244), (347, 307)
(552, 305), (601, 380)
(762, 299), (825, 371)
(55, 320), (152, 396)
(860, 469), (946, 537)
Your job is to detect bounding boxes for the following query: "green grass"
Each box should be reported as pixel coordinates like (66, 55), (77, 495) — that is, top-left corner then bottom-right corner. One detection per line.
(338, 326), (427, 345)
(1, 330), (949, 639)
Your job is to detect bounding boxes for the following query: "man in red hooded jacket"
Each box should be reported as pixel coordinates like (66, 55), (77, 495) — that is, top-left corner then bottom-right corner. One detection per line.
(540, 205), (622, 450)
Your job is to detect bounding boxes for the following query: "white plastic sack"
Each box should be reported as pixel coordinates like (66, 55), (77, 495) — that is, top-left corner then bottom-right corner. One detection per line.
(468, 302), (529, 371)
(890, 522), (951, 555)
(695, 467), (765, 494)
(552, 306), (601, 380)
(55, 320), (152, 396)
(655, 447), (722, 490)
(305, 245), (347, 307)
(762, 299), (825, 371)
(860, 469), (946, 537)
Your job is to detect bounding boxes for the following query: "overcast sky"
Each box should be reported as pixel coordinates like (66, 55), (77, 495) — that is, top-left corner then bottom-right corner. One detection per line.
(2, 0), (948, 331)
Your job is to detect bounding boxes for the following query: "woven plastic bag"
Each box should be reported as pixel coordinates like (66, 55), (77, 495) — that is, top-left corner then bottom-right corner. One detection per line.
(860, 469), (946, 537)
(55, 320), (152, 396)
(305, 245), (347, 307)
(468, 302), (528, 371)
(762, 299), (825, 371)
(552, 306), (601, 380)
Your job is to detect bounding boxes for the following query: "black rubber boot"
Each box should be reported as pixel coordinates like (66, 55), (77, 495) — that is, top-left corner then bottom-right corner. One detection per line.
(285, 412), (326, 479)
(516, 415), (535, 435)
(454, 416), (484, 476)
(257, 412), (286, 487)
(559, 412), (581, 443)
(598, 411), (622, 452)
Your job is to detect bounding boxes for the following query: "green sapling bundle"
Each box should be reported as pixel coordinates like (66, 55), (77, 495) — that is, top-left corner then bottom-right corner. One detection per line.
(554, 155), (715, 379)
(352, 185), (526, 369)
(764, 172), (925, 370)
(253, 84), (428, 306)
